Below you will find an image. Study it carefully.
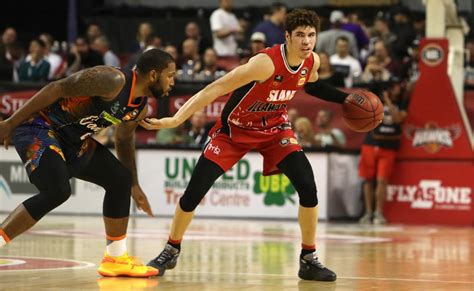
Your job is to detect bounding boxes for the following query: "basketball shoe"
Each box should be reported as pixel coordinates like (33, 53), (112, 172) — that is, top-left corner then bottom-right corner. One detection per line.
(298, 252), (337, 281)
(98, 252), (159, 277)
(147, 244), (180, 276)
(373, 211), (387, 225)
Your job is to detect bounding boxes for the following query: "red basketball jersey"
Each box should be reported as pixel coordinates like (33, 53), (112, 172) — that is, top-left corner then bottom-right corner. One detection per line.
(212, 44), (315, 142)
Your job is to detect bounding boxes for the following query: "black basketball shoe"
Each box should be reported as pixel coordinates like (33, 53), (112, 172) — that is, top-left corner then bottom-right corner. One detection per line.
(298, 252), (337, 281)
(147, 244), (180, 276)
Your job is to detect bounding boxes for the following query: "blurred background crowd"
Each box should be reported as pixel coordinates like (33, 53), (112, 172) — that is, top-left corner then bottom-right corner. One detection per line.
(0, 0), (473, 149)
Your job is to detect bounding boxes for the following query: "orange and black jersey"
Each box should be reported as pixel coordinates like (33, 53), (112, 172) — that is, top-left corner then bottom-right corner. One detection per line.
(39, 69), (147, 144)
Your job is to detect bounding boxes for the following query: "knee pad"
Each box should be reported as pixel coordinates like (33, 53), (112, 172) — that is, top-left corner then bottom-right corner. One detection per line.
(298, 182), (318, 207)
(179, 190), (203, 212)
(23, 180), (71, 220)
(102, 166), (132, 218)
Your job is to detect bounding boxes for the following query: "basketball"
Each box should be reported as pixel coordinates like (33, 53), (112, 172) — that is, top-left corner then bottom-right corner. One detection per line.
(342, 90), (384, 132)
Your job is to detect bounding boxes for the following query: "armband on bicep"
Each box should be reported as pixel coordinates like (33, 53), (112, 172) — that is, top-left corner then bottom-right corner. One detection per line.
(304, 81), (348, 104)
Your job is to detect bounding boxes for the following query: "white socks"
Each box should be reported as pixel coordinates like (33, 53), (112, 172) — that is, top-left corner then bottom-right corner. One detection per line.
(106, 237), (127, 257)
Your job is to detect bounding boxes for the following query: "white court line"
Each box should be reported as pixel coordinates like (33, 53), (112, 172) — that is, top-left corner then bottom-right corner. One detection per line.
(171, 270), (474, 285)
(0, 256), (95, 272)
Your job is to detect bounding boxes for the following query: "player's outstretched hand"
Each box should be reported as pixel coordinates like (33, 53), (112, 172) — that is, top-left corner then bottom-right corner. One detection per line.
(139, 117), (178, 130)
(131, 185), (154, 217)
(0, 120), (13, 149)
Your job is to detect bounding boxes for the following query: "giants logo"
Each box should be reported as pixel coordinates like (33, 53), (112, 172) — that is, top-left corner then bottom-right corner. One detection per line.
(266, 90), (297, 102)
(387, 180), (471, 210)
(405, 122), (461, 153)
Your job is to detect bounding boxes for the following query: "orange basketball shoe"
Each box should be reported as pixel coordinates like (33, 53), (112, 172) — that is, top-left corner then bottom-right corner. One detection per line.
(97, 253), (159, 277)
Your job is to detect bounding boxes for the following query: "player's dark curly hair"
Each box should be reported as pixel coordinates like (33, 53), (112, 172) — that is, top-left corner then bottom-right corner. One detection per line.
(136, 48), (174, 74)
(285, 8), (320, 34)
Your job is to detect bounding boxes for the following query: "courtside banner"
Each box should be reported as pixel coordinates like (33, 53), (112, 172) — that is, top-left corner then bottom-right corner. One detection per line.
(398, 38), (473, 160)
(138, 150), (329, 219)
(385, 161), (474, 225)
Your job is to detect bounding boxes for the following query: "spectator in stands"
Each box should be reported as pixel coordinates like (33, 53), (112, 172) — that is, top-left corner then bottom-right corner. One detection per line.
(124, 34), (163, 70)
(86, 22), (103, 44)
(371, 17), (396, 51)
(287, 108), (299, 128)
(314, 109), (346, 148)
(187, 111), (209, 148)
(93, 36), (120, 67)
(156, 123), (192, 146)
(342, 11), (369, 52)
(210, 0), (242, 57)
(389, 6), (415, 60)
(17, 38), (50, 82)
(0, 27), (22, 81)
(164, 45), (179, 62)
(131, 22), (154, 53)
(359, 78), (407, 225)
(317, 10), (358, 59)
(38, 33), (64, 80)
(197, 48), (226, 80)
(250, 32), (266, 54)
(253, 2), (287, 47)
(373, 40), (401, 78)
(66, 36), (104, 75)
(464, 38), (474, 88)
(361, 55), (391, 84)
(178, 38), (202, 76)
(330, 36), (362, 88)
(185, 21), (212, 55)
(318, 52), (345, 87)
(294, 117), (315, 148)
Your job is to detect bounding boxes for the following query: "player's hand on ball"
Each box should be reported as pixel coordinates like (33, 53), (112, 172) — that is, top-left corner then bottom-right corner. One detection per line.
(131, 185), (154, 217)
(139, 117), (178, 130)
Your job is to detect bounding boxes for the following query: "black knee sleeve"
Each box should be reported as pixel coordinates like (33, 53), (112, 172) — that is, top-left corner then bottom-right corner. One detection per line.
(277, 151), (318, 207)
(102, 165), (132, 218)
(179, 156), (224, 212)
(23, 149), (72, 220)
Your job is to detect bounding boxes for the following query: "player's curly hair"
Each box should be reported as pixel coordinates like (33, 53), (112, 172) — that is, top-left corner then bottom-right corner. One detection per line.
(285, 8), (320, 34)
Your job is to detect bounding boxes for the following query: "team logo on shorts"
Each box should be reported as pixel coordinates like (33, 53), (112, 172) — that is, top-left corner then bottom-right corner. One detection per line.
(280, 138), (290, 146)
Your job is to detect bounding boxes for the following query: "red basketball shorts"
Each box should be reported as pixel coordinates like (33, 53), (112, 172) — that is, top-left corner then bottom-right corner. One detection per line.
(203, 128), (302, 176)
(358, 145), (397, 180)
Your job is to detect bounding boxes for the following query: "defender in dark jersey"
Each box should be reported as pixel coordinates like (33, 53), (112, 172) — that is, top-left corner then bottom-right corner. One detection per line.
(359, 80), (407, 225)
(140, 10), (360, 282)
(0, 49), (176, 277)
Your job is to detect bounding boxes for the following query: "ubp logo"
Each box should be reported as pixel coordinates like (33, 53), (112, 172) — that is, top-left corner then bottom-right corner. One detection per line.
(387, 180), (471, 211)
(253, 172), (296, 206)
(405, 122), (462, 153)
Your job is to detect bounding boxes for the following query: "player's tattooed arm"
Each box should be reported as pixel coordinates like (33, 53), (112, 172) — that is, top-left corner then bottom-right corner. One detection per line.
(57, 66), (125, 100)
(4, 66), (125, 131)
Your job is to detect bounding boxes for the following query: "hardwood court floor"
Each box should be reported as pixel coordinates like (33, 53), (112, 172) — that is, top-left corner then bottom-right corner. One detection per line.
(0, 215), (474, 290)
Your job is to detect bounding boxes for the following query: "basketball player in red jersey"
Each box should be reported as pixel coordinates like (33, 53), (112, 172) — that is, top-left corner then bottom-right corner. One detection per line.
(0, 49), (175, 277)
(141, 9), (350, 281)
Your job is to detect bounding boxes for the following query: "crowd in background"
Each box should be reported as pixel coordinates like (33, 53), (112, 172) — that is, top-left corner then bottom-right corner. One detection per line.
(0, 1), (471, 149)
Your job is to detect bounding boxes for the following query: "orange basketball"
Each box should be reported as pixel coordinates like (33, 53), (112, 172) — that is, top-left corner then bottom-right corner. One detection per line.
(342, 90), (384, 132)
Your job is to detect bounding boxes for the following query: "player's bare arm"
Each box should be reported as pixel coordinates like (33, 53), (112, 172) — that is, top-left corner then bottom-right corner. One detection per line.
(383, 93), (407, 123)
(114, 107), (153, 217)
(140, 53), (275, 130)
(304, 52), (348, 104)
(0, 66), (125, 145)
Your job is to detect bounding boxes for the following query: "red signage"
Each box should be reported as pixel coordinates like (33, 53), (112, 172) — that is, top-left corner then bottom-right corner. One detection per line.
(398, 38), (473, 159)
(385, 161), (474, 225)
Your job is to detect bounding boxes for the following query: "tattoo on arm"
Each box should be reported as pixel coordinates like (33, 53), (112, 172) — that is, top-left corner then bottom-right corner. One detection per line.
(58, 66), (125, 99)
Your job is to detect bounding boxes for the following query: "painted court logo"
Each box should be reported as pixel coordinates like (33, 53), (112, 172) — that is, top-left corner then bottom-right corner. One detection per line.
(405, 122), (461, 153)
(387, 180), (471, 211)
